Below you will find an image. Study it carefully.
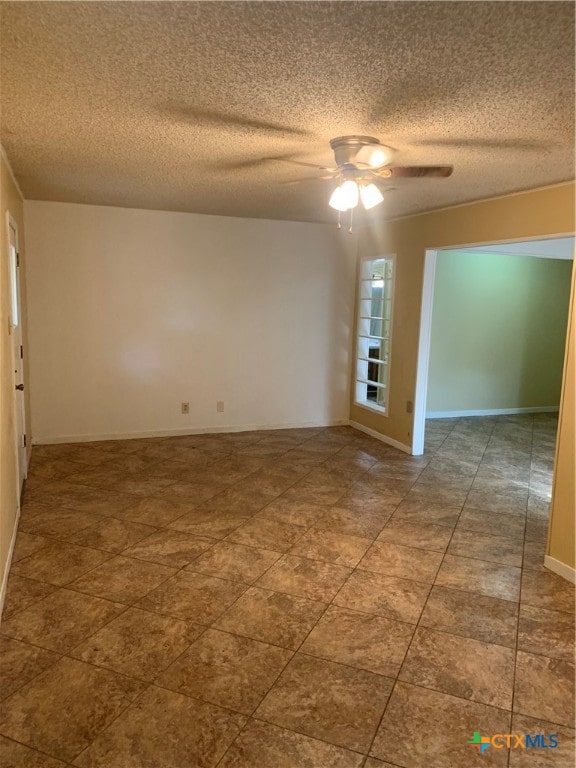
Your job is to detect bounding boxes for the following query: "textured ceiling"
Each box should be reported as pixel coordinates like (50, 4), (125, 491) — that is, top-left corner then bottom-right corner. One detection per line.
(1, 1), (574, 223)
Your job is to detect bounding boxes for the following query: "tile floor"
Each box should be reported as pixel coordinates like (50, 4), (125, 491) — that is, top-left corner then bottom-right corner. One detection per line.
(0, 415), (574, 767)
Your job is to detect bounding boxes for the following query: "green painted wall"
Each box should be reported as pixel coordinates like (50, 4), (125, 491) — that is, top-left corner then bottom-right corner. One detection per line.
(427, 251), (573, 414)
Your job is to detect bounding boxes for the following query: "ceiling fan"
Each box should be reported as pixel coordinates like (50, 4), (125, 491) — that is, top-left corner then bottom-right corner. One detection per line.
(163, 106), (454, 225)
(273, 135), (453, 217)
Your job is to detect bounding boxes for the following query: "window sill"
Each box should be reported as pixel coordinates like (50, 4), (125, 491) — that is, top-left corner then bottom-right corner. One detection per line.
(354, 400), (389, 417)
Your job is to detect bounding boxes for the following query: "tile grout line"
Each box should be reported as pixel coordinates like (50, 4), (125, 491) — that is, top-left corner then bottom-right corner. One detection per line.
(188, 432), (414, 763)
(506, 412), (535, 768)
(206, 431), (432, 764)
(60, 429), (367, 763)
(0, 732), (78, 767)
(13, 430), (349, 618)
(366, 415), (519, 762)
(360, 414), (464, 761)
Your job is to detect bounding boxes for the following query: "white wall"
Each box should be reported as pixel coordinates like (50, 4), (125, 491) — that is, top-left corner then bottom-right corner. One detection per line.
(24, 201), (356, 442)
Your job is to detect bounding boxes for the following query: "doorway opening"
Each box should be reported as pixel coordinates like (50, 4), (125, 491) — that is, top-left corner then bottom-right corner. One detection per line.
(414, 235), (574, 456)
(412, 235), (574, 554)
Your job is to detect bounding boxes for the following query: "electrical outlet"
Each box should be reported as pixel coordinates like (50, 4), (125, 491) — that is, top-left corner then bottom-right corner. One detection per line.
(217, 401), (224, 413)
(181, 402), (189, 414)
(406, 400), (413, 414)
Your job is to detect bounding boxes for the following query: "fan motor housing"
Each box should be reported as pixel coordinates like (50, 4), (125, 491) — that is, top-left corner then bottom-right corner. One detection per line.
(330, 135), (381, 167)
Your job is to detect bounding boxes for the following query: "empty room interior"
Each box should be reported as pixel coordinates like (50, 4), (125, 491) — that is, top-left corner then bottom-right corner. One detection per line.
(0, 3), (575, 767)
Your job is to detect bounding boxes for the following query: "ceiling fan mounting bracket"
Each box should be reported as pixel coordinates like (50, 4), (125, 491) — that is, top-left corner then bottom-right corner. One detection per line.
(329, 135), (381, 149)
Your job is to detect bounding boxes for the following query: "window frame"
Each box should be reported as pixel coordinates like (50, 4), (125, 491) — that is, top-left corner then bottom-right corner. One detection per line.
(353, 254), (396, 416)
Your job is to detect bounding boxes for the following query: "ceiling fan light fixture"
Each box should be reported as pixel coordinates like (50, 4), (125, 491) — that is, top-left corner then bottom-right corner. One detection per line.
(355, 145), (389, 168)
(369, 148), (389, 168)
(329, 180), (359, 211)
(339, 179), (359, 209)
(360, 183), (384, 210)
(328, 185), (348, 211)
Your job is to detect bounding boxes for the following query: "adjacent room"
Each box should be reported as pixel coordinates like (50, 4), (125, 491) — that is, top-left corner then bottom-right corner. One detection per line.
(421, 237), (574, 522)
(0, 3), (574, 767)
(426, 239), (574, 422)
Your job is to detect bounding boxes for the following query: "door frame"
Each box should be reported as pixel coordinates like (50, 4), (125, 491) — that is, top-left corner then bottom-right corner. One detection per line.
(6, 211), (27, 494)
(412, 233), (575, 456)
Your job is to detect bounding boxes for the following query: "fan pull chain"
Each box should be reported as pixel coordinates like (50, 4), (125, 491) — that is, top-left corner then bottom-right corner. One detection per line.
(348, 206), (354, 233)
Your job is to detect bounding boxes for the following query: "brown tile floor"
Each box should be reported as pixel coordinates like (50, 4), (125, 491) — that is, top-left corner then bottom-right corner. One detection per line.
(0, 415), (574, 767)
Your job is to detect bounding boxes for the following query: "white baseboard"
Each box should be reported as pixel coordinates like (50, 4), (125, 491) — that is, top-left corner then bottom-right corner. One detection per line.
(349, 420), (412, 455)
(426, 406), (560, 419)
(544, 555), (576, 584)
(0, 505), (20, 623)
(32, 419), (350, 445)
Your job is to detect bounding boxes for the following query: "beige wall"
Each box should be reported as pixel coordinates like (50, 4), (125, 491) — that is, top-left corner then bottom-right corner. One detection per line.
(351, 183), (576, 448)
(547, 257), (576, 573)
(0, 149), (31, 604)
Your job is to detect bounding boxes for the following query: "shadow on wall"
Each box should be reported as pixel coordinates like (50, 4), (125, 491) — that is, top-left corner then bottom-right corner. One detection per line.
(517, 257), (574, 408)
(325, 230), (358, 422)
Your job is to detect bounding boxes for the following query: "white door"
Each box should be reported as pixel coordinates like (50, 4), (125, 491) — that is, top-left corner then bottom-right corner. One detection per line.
(8, 218), (27, 493)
